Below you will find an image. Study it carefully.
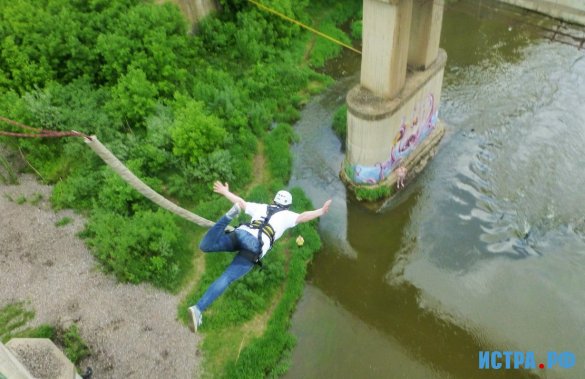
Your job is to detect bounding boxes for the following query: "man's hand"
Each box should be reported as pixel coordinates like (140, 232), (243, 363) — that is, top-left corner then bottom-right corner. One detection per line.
(213, 181), (247, 210)
(296, 199), (333, 224)
(321, 199), (332, 215)
(213, 181), (230, 196)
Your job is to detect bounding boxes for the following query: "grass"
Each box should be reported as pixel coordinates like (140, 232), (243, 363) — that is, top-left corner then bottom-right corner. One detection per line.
(0, 154), (18, 184)
(57, 324), (90, 366)
(0, 302), (90, 370)
(29, 192), (43, 205)
(355, 185), (393, 201)
(16, 195), (26, 204)
(55, 216), (73, 227)
(0, 302), (36, 343)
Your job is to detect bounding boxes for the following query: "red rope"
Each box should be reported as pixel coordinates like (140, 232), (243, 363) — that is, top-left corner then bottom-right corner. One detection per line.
(0, 116), (90, 139)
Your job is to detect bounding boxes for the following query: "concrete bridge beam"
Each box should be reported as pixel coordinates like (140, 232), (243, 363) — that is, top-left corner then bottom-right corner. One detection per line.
(361, 0), (413, 98)
(408, 0), (444, 70)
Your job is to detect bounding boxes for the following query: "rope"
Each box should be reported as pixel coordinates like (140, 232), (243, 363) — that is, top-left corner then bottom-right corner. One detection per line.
(83, 136), (217, 229)
(0, 116), (226, 230)
(0, 116), (41, 132)
(0, 116), (89, 139)
(0, 130), (87, 138)
(247, 0), (362, 55)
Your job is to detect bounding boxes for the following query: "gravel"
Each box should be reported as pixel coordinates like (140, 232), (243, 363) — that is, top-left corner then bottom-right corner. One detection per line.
(0, 174), (202, 379)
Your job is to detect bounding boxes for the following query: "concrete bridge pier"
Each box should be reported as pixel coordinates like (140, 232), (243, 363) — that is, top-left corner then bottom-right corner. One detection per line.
(157, 0), (217, 31)
(342, 0), (447, 200)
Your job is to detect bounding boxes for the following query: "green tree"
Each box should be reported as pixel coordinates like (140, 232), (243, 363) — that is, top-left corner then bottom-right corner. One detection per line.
(84, 209), (187, 289)
(105, 67), (158, 127)
(171, 99), (227, 163)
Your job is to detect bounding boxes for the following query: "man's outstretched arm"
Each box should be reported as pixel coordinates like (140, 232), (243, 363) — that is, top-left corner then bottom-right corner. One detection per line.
(213, 181), (247, 211)
(296, 199), (332, 224)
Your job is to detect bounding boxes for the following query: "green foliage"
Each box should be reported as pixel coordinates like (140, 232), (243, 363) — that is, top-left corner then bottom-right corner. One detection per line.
(171, 99), (227, 162)
(29, 192), (43, 205)
(0, 35), (52, 93)
(203, 0), (308, 62)
(264, 123), (297, 185)
(55, 216), (73, 227)
(0, 154), (17, 184)
(308, 22), (348, 68)
(18, 324), (56, 340)
(343, 160), (355, 182)
(51, 168), (102, 210)
(351, 19), (363, 40)
(58, 324), (90, 366)
(0, 302), (35, 343)
(355, 184), (392, 202)
(96, 163), (154, 216)
(105, 67), (158, 126)
(83, 209), (189, 290)
(95, 2), (193, 93)
(332, 104), (347, 143)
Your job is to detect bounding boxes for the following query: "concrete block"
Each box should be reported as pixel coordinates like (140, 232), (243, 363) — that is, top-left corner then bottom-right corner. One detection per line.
(6, 338), (77, 379)
(0, 342), (34, 379)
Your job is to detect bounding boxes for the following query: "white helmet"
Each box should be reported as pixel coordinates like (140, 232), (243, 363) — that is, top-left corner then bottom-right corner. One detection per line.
(273, 190), (292, 207)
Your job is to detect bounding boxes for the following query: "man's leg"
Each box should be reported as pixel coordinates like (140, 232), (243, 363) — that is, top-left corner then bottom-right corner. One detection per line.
(189, 254), (255, 332)
(199, 205), (241, 252)
(196, 255), (254, 312)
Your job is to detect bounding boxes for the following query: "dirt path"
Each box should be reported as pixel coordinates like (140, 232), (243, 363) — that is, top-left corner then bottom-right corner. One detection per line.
(0, 174), (202, 378)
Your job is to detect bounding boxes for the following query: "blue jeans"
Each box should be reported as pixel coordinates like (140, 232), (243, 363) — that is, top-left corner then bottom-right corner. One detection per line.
(196, 216), (261, 312)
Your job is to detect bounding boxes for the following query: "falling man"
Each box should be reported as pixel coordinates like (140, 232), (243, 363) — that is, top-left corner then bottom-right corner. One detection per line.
(188, 181), (332, 332)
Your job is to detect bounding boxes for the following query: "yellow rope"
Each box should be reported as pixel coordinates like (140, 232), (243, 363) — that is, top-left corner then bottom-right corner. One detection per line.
(247, 0), (362, 55)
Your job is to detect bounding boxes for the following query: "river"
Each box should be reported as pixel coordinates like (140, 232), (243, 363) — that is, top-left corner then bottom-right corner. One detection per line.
(286, 1), (585, 378)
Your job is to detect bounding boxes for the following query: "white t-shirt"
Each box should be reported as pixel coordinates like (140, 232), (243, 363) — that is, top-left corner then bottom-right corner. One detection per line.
(237, 202), (299, 256)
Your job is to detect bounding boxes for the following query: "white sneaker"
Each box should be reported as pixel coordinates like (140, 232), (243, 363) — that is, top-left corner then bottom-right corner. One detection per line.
(226, 204), (241, 219)
(188, 306), (203, 333)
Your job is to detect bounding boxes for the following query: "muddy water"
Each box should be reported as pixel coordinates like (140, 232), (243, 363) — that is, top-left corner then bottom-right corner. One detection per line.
(286, 1), (585, 378)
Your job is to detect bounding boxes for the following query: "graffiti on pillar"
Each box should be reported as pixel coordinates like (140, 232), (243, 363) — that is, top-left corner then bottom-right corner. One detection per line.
(352, 94), (438, 184)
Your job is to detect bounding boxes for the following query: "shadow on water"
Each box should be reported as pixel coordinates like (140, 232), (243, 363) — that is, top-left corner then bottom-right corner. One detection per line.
(285, 0), (585, 378)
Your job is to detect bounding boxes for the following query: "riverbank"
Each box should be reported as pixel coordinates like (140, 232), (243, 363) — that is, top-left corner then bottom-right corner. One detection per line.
(0, 172), (201, 378)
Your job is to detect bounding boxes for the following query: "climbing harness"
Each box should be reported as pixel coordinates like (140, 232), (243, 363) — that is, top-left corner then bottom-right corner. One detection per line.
(249, 205), (287, 251)
(233, 204), (287, 268)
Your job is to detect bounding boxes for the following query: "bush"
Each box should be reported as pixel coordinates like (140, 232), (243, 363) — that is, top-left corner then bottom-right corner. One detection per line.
(351, 19), (363, 40)
(58, 324), (90, 366)
(105, 67), (158, 127)
(171, 99), (227, 162)
(265, 123), (297, 184)
(83, 209), (188, 290)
